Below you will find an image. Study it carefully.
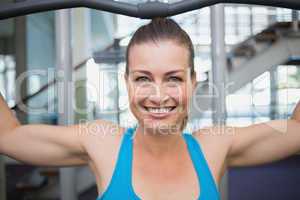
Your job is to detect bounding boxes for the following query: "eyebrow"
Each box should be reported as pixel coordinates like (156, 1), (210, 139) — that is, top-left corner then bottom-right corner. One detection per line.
(130, 69), (185, 76)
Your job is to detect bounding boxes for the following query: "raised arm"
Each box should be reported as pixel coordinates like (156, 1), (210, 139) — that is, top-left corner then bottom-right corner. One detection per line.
(0, 93), (94, 167)
(291, 100), (300, 122)
(0, 93), (20, 132)
(227, 100), (300, 167)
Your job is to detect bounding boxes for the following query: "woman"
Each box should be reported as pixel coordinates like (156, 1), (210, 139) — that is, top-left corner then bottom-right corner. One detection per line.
(1, 18), (300, 200)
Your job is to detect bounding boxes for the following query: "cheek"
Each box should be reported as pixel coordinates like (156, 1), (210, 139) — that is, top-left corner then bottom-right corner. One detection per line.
(128, 85), (153, 108)
(133, 86), (152, 101)
(165, 85), (189, 104)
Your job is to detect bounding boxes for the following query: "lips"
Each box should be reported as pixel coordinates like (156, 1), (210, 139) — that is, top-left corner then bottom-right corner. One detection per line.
(144, 106), (176, 113)
(142, 106), (177, 119)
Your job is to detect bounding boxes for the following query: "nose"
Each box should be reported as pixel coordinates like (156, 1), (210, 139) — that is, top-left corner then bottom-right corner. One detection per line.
(148, 84), (169, 105)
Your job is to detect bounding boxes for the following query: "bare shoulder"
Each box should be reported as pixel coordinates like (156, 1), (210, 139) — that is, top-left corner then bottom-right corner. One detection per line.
(193, 126), (235, 160)
(191, 126), (236, 183)
(192, 125), (235, 148)
(78, 119), (124, 136)
(79, 120), (125, 150)
(77, 119), (127, 190)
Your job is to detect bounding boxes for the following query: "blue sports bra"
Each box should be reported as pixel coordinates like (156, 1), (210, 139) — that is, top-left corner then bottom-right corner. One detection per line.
(97, 127), (220, 200)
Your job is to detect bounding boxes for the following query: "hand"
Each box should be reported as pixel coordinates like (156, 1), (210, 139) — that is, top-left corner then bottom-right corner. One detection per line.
(291, 100), (300, 122)
(0, 93), (20, 134)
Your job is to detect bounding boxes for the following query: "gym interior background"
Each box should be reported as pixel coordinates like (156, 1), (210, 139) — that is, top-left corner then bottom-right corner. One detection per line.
(0, 1), (300, 200)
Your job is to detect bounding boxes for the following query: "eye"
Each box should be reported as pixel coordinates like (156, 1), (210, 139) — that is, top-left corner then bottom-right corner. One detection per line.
(168, 76), (183, 82)
(135, 76), (151, 82)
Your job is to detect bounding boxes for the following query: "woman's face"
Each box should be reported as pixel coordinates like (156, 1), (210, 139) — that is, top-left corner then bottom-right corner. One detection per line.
(125, 40), (196, 133)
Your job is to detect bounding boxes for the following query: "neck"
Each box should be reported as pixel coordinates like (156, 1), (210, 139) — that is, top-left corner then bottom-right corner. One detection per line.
(134, 125), (186, 159)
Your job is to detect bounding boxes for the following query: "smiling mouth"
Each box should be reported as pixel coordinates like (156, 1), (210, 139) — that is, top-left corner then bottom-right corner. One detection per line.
(143, 106), (176, 114)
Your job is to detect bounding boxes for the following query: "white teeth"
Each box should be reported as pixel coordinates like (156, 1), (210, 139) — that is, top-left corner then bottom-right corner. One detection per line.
(147, 107), (173, 113)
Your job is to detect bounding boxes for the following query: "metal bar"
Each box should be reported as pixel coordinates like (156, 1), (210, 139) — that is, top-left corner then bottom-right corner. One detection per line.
(0, 156), (5, 200)
(113, 40), (121, 124)
(270, 66), (278, 120)
(292, 10), (299, 32)
(73, 8), (91, 123)
(211, 5), (227, 125)
(0, 0), (137, 20)
(14, 15), (28, 124)
(1, 0), (300, 20)
(210, 4), (228, 200)
(55, 9), (77, 200)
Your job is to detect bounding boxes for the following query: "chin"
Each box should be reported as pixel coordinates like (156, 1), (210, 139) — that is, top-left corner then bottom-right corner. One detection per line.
(140, 118), (183, 135)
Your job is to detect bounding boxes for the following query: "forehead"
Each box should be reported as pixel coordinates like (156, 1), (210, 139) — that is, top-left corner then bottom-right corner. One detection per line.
(128, 41), (189, 74)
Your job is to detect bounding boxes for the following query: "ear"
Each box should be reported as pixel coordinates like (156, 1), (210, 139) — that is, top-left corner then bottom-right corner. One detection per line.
(124, 73), (130, 92)
(191, 72), (197, 91)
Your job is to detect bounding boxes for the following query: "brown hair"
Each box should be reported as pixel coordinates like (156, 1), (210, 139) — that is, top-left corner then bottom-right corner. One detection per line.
(125, 17), (195, 76)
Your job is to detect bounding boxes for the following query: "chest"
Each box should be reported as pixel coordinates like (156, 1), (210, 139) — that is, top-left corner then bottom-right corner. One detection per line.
(90, 134), (224, 199)
(131, 147), (200, 200)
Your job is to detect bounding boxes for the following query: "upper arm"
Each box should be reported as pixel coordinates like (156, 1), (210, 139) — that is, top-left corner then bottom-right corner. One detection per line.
(228, 120), (300, 167)
(0, 120), (110, 167)
(194, 126), (235, 182)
